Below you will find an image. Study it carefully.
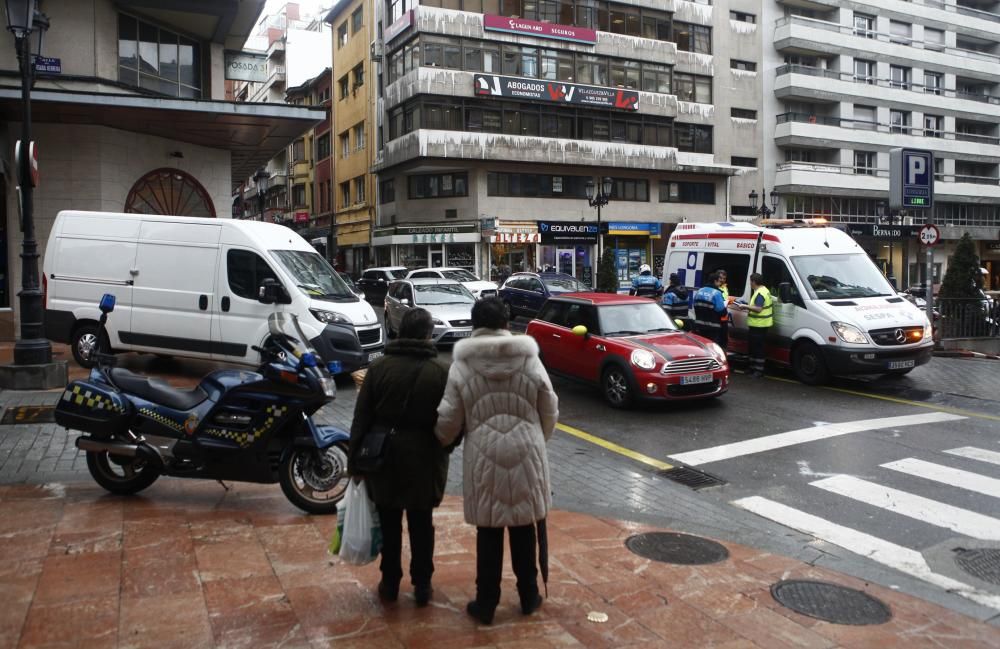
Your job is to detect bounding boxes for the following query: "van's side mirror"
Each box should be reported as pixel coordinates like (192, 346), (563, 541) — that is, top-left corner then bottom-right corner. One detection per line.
(779, 282), (793, 303)
(99, 293), (116, 314)
(258, 278), (291, 305)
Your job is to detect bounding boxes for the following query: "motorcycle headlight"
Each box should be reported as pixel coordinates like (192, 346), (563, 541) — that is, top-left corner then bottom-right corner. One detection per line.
(708, 343), (728, 363)
(310, 309), (352, 326)
(630, 349), (657, 370)
(832, 321), (867, 344)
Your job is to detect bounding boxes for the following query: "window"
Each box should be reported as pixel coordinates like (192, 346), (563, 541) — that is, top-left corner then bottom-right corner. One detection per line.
(408, 172), (469, 198)
(731, 59), (756, 72)
(924, 72), (943, 95)
(339, 75), (349, 99)
(316, 133), (330, 159)
(674, 73), (712, 103)
(340, 132), (350, 158)
(352, 64), (364, 90)
(292, 139), (306, 162)
(890, 109), (911, 134)
(353, 123), (366, 150)
(889, 20), (911, 45)
(760, 256), (799, 305)
(641, 63), (671, 94)
(125, 168), (215, 217)
(731, 156), (757, 168)
(379, 179), (395, 203)
(351, 7), (364, 33)
(889, 65), (911, 90)
(853, 59), (874, 84)
(487, 172), (589, 198)
(854, 151), (875, 175)
(703, 253), (750, 298)
(853, 13), (874, 38)
(118, 13), (201, 98)
(854, 105), (877, 130)
(292, 184), (306, 207)
(925, 28), (945, 51)
(924, 114), (943, 138)
(354, 177), (366, 204)
(675, 124), (713, 153)
(227, 250), (278, 301)
(674, 22), (711, 54)
(340, 181), (351, 208)
(338, 22), (348, 48)
(610, 178), (649, 202)
(730, 11), (755, 23)
(659, 181), (715, 203)
(731, 108), (757, 119)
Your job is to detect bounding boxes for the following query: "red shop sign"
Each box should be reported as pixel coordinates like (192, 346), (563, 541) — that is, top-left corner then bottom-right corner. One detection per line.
(482, 14), (597, 45)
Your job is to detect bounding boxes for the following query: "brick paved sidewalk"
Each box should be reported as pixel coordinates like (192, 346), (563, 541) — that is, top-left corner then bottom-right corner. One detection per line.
(2, 481), (998, 649)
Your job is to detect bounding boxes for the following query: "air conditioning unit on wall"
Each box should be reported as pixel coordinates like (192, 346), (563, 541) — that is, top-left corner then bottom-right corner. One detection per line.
(370, 38), (383, 62)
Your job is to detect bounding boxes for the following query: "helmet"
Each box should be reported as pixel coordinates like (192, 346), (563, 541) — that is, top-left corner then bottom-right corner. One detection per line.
(639, 264), (652, 274)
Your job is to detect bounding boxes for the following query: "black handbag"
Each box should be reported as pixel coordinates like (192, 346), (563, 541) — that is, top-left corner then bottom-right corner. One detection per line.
(353, 362), (426, 473)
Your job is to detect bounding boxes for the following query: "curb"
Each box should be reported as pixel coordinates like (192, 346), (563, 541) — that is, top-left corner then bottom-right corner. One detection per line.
(933, 349), (1000, 360)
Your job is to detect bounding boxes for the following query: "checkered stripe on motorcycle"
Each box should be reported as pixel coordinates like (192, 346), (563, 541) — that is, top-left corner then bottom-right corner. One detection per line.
(138, 407), (185, 432)
(62, 385), (125, 414)
(204, 405), (288, 448)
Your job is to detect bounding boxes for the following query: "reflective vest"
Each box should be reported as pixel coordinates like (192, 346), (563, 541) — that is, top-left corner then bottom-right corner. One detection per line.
(720, 284), (729, 301)
(748, 285), (773, 328)
(693, 286), (724, 329)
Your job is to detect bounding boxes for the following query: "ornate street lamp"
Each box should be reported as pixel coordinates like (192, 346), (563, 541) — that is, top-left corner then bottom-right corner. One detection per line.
(585, 176), (613, 257)
(749, 188), (780, 219)
(254, 167), (269, 221)
(5, 0), (53, 366)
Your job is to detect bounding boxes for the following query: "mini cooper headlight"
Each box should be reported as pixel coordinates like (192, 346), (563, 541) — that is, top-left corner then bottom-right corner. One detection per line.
(630, 349), (657, 370)
(708, 343), (727, 363)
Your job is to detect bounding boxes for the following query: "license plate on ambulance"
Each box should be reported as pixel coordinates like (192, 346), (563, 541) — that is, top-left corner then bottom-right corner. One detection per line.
(680, 373), (713, 385)
(887, 359), (915, 370)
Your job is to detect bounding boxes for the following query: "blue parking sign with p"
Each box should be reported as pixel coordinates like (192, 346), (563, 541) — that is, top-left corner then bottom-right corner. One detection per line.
(890, 148), (934, 210)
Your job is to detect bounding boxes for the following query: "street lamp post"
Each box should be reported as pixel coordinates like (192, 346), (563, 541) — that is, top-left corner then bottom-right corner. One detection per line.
(748, 187), (780, 219)
(254, 167), (268, 222)
(585, 176), (613, 257)
(5, 0), (52, 366)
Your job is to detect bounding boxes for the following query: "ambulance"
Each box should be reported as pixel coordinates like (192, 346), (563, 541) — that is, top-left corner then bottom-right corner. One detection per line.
(663, 219), (934, 384)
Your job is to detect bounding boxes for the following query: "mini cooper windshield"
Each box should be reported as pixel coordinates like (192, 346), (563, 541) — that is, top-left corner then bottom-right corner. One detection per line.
(598, 303), (679, 336)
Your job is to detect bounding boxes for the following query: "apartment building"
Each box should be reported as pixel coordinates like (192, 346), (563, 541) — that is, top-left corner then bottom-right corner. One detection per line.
(371, 0), (762, 288)
(286, 70), (334, 251)
(763, 0), (1000, 291)
(328, 0), (379, 273)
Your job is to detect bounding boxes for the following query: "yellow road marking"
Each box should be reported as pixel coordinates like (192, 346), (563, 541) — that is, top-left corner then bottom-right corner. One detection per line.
(555, 422), (673, 471)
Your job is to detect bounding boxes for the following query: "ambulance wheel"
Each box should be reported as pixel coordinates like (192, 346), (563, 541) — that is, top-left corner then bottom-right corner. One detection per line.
(71, 323), (107, 369)
(601, 365), (634, 409)
(86, 451), (160, 495)
(791, 341), (829, 386)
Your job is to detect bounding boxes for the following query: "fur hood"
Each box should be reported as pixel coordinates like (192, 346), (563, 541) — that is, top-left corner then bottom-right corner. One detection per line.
(452, 329), (540, 381)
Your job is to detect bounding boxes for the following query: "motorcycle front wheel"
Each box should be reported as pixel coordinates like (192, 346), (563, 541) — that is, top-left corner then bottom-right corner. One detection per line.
(85, 450), (160, 494)
(278, 442), (350, 514)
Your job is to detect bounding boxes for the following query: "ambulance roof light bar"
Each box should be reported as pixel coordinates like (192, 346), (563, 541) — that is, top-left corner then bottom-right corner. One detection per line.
(758, 218), (829, 229)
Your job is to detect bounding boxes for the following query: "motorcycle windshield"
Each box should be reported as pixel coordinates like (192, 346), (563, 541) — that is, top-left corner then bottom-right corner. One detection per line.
(268, 312), (318, 359)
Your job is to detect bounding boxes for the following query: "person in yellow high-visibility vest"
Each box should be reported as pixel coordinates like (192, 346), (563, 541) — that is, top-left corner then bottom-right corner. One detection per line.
(739, 273), (773, 378)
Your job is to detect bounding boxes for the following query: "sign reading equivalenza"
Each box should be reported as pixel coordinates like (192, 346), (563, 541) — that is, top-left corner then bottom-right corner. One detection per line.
(474, 74), (639, 111)
(224, 51), (267, 83)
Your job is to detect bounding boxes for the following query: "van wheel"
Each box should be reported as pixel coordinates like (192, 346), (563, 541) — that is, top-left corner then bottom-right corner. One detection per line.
(791, 342), (829, 386)
(71, 323), (107, 368)
(601, 365), (634, 409)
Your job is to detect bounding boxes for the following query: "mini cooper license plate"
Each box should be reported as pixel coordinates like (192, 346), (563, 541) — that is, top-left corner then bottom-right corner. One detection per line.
(888, 359), (915, 370)
(681, 373), (713, 385)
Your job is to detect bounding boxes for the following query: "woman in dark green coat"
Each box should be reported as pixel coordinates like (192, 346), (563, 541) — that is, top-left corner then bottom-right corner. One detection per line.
(348, 308), (450, 607)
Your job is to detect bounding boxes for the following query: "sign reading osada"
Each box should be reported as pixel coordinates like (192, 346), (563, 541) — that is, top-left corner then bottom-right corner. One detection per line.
(483, 14), (596, 44)
(475, 74), (639, 111)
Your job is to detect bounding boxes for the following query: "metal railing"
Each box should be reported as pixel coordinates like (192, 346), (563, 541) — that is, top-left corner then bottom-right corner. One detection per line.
(937, 297), (1000, 338)
(775, 112), (1000, 146)
(776, 161), (1000, 186)
(921, 0), (1000, 24)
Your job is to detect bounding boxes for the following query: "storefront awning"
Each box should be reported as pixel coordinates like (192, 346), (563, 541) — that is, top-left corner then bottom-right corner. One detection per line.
(0, 87), (325, 190)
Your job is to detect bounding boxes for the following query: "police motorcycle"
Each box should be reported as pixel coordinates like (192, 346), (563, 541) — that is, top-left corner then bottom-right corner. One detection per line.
(54, 281), (350, 514)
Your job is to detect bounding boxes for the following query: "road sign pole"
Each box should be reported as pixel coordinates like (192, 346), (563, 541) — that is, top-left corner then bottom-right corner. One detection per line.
(926, 244), (934, 325)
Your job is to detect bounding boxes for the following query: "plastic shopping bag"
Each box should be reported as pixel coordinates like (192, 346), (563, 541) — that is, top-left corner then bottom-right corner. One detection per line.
(338, 480), (383, 565)
(327, 499), (346, 556)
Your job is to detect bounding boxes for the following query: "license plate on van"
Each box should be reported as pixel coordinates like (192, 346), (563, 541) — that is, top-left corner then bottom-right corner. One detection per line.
(888, 359), (915, 370)
(367, 351), (383, 363)
(681, 373), (713, 385)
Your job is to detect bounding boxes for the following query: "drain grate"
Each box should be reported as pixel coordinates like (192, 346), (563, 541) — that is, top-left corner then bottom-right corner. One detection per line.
(955, 548), (1000, 586)
(771, 580), (892, 626)
(658, 466), (726, 490)
(0, 406), (56, 425)
(625, 532), (729, 565)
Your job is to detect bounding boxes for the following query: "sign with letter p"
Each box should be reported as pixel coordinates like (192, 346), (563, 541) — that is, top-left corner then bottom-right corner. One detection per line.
(890, 148), (934, 210)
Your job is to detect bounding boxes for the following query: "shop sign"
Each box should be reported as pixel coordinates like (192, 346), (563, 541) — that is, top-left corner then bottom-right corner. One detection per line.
(538, 221), (599, 244)
(294, 211), (309, 223)
(842, 224), (919, 238)
(224, 50), (267, 82)
(480, 217), (498, 235)
(483, 14), (597, 45)
(384, 9), (414, 43)
(474, 74), (639, 111)
(986, 242), (1000, 251)
(606, 222), (662, 237)
(492, 232), (541, 243)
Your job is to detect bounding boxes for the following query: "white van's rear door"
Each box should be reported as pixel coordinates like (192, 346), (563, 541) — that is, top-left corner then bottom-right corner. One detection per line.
(127, 221), (221, 358)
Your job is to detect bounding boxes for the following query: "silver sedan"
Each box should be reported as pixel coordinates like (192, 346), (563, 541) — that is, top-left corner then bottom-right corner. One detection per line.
(384, 278), (476, 345)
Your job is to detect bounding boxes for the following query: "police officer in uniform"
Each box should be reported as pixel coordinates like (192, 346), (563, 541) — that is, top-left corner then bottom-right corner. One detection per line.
(739, 273), (773, 377)
(630, 264), (663, 298)
(662, 273), (690, 324)
(693, 272), (728, 347)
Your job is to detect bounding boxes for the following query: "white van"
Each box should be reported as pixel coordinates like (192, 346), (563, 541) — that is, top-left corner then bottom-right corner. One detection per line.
(663, 219), (933, 384)
(43, 211), (383, 371)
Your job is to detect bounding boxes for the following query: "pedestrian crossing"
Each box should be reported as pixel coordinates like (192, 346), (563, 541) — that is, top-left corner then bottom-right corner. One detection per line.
(732, 445), (1000, 612)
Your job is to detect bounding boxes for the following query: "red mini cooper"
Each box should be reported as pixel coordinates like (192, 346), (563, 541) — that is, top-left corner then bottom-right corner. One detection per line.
(526, 293), (730, 408)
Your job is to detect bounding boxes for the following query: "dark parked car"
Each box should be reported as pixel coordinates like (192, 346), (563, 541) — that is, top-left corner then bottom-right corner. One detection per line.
(358, 266), (407, 305)
(498, 272), (588, 318)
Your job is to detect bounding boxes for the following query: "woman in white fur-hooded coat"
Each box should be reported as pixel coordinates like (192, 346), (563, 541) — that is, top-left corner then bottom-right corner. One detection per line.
(435, 328), (559, 529)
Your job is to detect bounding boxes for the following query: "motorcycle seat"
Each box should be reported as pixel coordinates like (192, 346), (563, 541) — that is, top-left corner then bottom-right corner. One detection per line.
(109, 368), (209, 411)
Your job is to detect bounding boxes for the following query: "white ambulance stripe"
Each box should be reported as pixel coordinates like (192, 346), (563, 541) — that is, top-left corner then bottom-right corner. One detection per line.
(668, 412), (965, 466)
(882, 458), (1000, 499)
(732, 496), (1000, 611)
(945, 446), (1000, 468)
(811, 475), (1000, 541)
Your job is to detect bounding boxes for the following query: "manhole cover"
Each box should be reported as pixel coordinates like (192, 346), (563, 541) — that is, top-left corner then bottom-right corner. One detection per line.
(771, 580), (891, 626)
(625, 532), (729, 565)
(955, 548), (1000, 586)
(0, 406), (55, 425)
(658, 466), (726, 490)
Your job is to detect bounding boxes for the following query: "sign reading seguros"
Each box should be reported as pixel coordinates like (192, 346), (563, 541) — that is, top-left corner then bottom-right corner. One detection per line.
(224, 50), (268, 83)
(474, 74), (639, 111)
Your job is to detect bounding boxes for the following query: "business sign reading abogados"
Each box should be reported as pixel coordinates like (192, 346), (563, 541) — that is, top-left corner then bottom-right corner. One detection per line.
(483, 14), (596, 44)
(224, 50), (268, 83)
(474, 75), (639, 111)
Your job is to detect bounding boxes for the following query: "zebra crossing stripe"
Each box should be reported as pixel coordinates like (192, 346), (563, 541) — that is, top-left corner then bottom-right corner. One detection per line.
(732, 496), (1000, 612)
(945, 446), (1000, 467)
(882, 458), (1000, 499)
(811, 475), (1000, 541)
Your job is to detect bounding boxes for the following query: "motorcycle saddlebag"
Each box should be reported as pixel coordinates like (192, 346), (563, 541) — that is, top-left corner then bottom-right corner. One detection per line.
(54, 380), (133, 436)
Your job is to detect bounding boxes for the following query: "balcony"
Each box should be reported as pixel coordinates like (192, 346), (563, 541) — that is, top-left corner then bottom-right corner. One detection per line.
(775, 161), (1000, 200)
(778, 0), (1000, 39)
(774, 15), (1000, 80)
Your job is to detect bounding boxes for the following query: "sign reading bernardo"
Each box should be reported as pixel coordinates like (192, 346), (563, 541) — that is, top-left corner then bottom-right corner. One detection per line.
(474, 74), (639, 111)
(224, 50), (268, 83)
